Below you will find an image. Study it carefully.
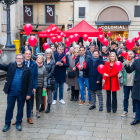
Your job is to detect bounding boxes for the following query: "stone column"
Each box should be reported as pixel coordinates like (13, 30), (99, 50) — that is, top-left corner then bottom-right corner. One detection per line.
(1, 48), (16, 64)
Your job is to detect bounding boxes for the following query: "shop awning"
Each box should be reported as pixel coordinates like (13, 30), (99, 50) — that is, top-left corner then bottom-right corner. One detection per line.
(64, 20), (103, 37)
(38, 24), (62, 38)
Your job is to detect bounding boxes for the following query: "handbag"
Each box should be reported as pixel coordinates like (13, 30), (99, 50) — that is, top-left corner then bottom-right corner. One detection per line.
(68, 71), (75, 78)
(47, 77), (55, 90)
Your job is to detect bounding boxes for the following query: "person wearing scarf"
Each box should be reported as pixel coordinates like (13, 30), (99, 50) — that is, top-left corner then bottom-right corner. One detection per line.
(35, 55), (47, 118)
(81, 49), (104, 111)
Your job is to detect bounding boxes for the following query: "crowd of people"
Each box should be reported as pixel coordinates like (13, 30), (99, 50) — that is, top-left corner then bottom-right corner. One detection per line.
(1, 39), (140, 132)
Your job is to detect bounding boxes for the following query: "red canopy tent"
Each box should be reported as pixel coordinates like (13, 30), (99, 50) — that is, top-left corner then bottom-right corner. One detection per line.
(38, 24), (62, 38)
(64, 20), (103, 37)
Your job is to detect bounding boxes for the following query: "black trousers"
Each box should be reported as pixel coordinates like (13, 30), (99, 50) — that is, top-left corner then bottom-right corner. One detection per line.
(31, 94), (34, 111)
(71, 86), (79, 99)
(106, 90), (117, 112)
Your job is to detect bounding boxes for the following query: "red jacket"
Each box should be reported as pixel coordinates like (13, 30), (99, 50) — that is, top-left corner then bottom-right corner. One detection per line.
(103, 62), (120, 92)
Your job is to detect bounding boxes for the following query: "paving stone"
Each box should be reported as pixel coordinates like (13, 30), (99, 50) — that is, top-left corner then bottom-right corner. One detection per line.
(55, 124), (82, 130)
(77, 136), (106, 140)
(48, 134), (77, 140)
(65, 130), (93, 136)
(81, 126), (108, 132)
(38, 128), (66, 134)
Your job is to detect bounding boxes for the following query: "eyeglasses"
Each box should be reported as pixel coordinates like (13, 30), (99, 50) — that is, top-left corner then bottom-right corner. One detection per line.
(16, 58), (23, 60)
(46, 53), (51, 55)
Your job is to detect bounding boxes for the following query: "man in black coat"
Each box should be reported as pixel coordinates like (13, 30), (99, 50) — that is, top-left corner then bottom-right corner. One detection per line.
(125, 58), (140, 125)
(73, 46), (92, 105)
(1, 53), (32, 132)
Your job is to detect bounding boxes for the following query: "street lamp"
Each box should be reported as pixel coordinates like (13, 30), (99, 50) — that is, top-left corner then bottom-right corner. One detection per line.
(0, 0), (18, 48)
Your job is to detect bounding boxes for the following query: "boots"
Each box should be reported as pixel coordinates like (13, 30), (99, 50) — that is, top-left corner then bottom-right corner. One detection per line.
(39, 104), (44, 112)
(46, 103), (51, 113)
(70, 86), (74, 101)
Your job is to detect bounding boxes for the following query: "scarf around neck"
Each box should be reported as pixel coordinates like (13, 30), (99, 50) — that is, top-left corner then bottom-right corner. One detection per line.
(92, 57), (99, 67)
(57, 52), (65, 61)
(36, 61), (43, 67)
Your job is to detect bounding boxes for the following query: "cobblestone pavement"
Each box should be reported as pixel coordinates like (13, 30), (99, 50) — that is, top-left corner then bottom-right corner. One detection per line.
(0, 80), (140, 140)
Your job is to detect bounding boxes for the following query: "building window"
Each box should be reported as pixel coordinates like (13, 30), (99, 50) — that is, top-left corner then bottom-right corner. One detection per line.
(45, 5), (55, 24)
(79, 7), (85, 18)
(23, 5), (33, 23)
(134, 6), (140, 17)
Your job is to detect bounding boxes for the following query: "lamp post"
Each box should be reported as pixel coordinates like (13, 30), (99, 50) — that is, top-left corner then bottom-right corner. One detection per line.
(0, 0), (18, 48)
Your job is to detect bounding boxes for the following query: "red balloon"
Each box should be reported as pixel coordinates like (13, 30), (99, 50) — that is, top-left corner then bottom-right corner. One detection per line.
(117, 37), (121, 41)
(51, 27), (57, 33)
(135, 57), (139, 59)
(51, 37), (56, 43)
(107, 31), (111, 37)
(121, 51), (127, 57)
(24, 24), (32, 36)
(97, 64), (105, 74)
(103, 39), (109, 46)
(114, 61), (123, 71)
(88, 38), (92, 42)
(43, 43), (49, 50)
(28, 36), (37, 47)
(74, 34), (79, 42)
(69, 35), (74, 43)
(56, 35), (62, 42)
(83, 34), (88, 42)
(0, 49), (1, 54)
(125, 38), (135, 50)
(65, 38), (70, 47)
(98, 27), (102, 32)
(98, 35), (104, 42)
(138, 31), (140, 37)
(134, 36), (139, 41)
(60, 32), (64, 37)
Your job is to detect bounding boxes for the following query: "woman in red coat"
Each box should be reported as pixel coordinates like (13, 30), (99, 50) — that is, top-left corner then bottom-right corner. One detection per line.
(103, 52), (120, 113)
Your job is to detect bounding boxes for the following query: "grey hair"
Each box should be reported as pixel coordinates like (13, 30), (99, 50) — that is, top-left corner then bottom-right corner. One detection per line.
(16, 53), (25, 60)
(74, 45), (80, 49)
(44, 48), (55, 62)
(37, 54), (44, 61)
(102, 46), (107, 49)
(58, 45), (64, 49)
(128, 50), (135, 55)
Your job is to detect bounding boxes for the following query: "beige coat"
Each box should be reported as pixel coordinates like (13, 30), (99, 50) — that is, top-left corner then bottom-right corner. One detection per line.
(66, 56), (80, 90)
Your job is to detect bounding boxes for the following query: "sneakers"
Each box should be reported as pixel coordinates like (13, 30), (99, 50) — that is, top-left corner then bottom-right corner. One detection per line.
(121, 111), (128, 117)
(52, 100), (57, 105)
(133, 113), (136, 119)
(36, 112), (40, 118)
(79, 101), (85, 105)
(59, 99), (65, 105)
(89, 102), (92, 106)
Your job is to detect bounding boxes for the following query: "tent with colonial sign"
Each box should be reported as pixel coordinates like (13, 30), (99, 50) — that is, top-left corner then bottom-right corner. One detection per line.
(64, 20), (103, 37)
(38, 24), (62, 38)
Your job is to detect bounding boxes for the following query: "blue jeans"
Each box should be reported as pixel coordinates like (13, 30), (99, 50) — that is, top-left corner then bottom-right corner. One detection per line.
(134, 99), (140, 121)
(77, 76), (91, 102)
(123, 86), (136, 113)
(53, 82), (64, 100)
(5, 92), (25, 125)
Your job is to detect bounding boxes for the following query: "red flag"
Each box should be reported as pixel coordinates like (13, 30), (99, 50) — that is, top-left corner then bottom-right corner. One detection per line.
(76, 62), (80, 70)
(61, 56), (66, 64)
(124, 53), (130, 61)
(83, 60), (86, 68)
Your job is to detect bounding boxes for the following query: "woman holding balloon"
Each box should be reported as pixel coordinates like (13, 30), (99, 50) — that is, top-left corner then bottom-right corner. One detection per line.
(103, 52), (120, 113)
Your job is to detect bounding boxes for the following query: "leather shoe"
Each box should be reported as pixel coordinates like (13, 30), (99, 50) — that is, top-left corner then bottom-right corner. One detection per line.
(16, 125), (22, 131)
(89, 105), (96, 110)
(131, 119), (140, 125)
(107, 110), (111, 113)
(113, 111), (116, 113)
(99, 106), (103, 111)
(2, 125), (10, 132)
(12, 120), (22, 125)
(27, 118), (33, 124)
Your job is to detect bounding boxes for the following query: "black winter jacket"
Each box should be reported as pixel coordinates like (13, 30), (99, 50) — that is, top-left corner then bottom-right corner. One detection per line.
(75, 54), (91, 77)
(0, 63), (32, 100)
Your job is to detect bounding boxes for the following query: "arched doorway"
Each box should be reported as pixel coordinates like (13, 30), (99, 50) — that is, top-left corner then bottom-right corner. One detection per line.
(96, 6), (130, 43)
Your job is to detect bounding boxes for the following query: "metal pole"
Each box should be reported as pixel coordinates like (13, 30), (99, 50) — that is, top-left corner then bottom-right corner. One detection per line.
(5, 2), (13, 48)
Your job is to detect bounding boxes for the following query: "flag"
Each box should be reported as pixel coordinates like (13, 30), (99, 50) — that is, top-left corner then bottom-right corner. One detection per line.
(76, 62), (80, 70)
(83, 60), (86, 68)
(61, 56), (66, 64)
(124, 53), (130, 61)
